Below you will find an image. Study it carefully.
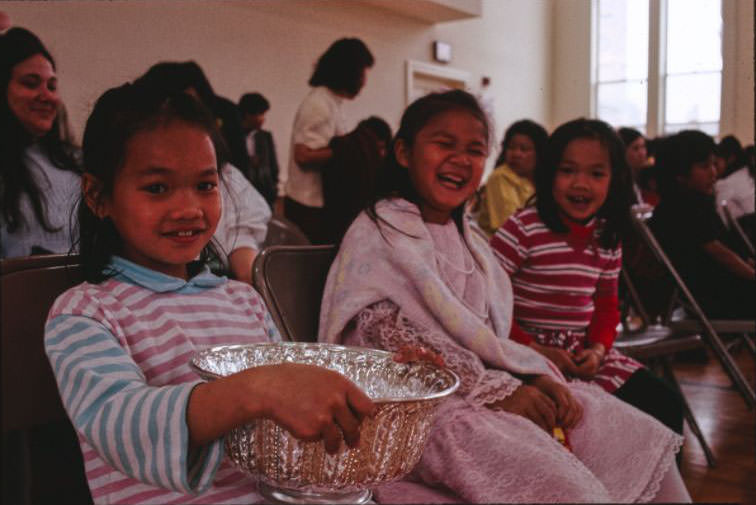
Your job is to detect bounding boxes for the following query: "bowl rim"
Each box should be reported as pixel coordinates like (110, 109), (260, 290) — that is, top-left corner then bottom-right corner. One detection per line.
(190, 342), (460, 403)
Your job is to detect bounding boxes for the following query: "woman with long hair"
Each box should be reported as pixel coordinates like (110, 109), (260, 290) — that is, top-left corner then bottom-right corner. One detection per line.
(1, 26), (80, 258)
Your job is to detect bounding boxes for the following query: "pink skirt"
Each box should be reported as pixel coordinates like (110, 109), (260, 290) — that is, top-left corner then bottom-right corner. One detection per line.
(528, 327), (643, 393)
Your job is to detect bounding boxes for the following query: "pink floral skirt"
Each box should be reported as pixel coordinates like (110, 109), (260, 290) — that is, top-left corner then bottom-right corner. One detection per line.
(527, 327), (643, 393)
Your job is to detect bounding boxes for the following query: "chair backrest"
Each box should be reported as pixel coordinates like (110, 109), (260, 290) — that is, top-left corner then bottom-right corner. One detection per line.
(1, 254), (83, 431)
(261, 216), (311, 247)
(622, 217), (676, 324)
(252, 245), (337, 342)
(1, 254), (92, 504)
(631, 214), (756, 407)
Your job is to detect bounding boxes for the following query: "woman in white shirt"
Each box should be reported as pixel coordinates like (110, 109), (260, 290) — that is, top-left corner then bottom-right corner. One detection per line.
(284, 38), (374, 244)
(1, 27), (81, 258)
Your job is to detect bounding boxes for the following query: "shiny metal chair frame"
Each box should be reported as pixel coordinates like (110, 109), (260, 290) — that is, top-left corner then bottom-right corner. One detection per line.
(261, 216), (311, 248)
(630, 213), (755, 408)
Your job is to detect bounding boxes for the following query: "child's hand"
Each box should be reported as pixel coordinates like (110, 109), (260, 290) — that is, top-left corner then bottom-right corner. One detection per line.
(393, 345), (445, 368)
(572, 346), (604, 379)
(243, 363), (375, 453)
(530, 342), (580, 376)
(486, 384), (558, 432)
(529, 375), (583, 429)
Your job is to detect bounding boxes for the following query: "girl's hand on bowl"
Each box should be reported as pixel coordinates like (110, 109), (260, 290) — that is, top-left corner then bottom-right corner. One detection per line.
(393, 345), (445, 368)
(243, 363), (375, 453)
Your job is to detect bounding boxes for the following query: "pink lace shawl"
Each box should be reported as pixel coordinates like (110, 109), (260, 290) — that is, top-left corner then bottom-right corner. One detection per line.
(318, 198), (556, 379)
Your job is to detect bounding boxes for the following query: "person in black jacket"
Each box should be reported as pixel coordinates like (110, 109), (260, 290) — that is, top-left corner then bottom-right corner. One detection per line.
(238, 92), (279, 207)
(321, 116), (391, 244)
(650, 130), (754, 319)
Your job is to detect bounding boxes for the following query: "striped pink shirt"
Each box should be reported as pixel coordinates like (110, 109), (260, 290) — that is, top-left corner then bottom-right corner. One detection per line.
(45, 257), (279, 504)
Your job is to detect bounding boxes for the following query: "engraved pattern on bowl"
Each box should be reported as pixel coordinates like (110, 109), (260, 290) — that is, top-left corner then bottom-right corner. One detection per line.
(190, 343), (459, 495)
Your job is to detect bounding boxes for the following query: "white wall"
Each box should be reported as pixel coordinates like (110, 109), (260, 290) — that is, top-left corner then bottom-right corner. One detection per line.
(721, 0), (754, 142)
(551, 0), (754, 143)
(550, 0), (592, 131)
(3, 0), (553, 170)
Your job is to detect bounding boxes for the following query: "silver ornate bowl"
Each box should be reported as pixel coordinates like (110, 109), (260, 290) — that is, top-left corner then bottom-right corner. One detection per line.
(190, 342), (459, 504)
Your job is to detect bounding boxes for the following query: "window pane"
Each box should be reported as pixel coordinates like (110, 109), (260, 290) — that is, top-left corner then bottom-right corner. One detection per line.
(667, 0), (722, 73)
(665, 72), (721, 126)
(597, 80), (648, 127)
(664, 121), (719, 136)
(598, 0), (649, 81)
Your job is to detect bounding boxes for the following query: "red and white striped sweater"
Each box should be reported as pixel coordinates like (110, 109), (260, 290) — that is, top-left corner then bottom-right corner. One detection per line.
(490, 207), (621, 349)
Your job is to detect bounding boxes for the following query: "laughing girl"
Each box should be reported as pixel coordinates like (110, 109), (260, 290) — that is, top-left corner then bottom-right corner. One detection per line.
(319, 93), (688, 503)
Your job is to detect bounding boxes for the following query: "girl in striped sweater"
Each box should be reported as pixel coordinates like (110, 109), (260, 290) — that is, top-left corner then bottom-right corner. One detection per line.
(490, 118), (684, 434)
(43, 82), (374, 504)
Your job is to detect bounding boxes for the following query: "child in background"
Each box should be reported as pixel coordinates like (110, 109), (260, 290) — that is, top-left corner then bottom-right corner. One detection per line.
(44, 82), (374, 504)
(650, 130), (755, 319)
(490, 119), (683, 434)
(477, 119), (548, 236)
(319, 91), (688, 503)
(617, 127), (658, 207)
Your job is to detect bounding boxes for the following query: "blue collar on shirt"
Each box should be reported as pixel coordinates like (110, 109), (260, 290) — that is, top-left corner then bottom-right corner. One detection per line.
(105, 256), (227, 294)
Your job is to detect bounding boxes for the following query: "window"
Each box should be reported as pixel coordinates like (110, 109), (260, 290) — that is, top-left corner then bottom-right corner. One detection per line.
(595, 0), (649, 132)
(594, 0), (723, 137)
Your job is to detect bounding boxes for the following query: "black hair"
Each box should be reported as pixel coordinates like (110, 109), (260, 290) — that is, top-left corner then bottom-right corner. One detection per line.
(238, 92), (270, 115)
(535, 118), (632, 249)
(139, 61), (215, 106)
(137, 60), (239, 169)
(308, 38), (374, 96)
(654, 130), (716, 199)
(357, 116), (392, 146)
(79, 81), (227, 283)
(717, 134), (745, 177)
(645, 137), (660, 158)
(494, 119), (548, 168)
(617, 127), (644, 148)
(366, 89), (489, 233)
(1, 27), (80, 233)
(744, 144), (756, 179)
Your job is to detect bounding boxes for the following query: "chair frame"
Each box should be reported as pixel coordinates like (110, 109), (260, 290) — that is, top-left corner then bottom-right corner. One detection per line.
(720, 199), (755, 256)
(261, 215), (311, 248)
(616, 270), (715, 466)
(631, 213), (756, 408)
(252, 245), (337, 342)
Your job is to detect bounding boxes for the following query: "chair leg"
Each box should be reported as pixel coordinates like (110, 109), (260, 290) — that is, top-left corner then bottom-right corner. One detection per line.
(660, 357), (716, 468)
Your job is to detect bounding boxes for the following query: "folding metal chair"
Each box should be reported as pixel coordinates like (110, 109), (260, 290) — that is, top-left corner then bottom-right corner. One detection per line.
(631, 213), (756, 408)
(720, 199), (754, 256)
(1, 254), (92, 504)
(616, 269), (715, 466)
(252, 245), (337, 342)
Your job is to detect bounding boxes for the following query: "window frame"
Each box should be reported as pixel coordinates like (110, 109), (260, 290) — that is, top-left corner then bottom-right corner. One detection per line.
(591, 0), (725, 138)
